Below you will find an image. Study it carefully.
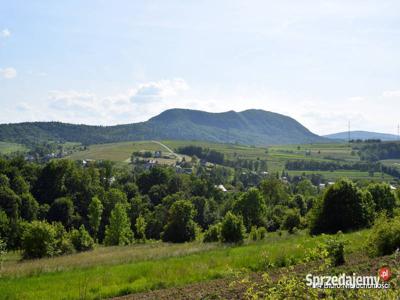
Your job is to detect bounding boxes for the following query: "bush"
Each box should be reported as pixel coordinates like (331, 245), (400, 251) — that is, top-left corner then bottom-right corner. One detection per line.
(70, 225), (94, 252)
(249, 226), (258, 241)
(220, 212), (245, 244)
(310, 179), (374, 234)
(203, 223), (221, 243)
(367, 214), (400, 257)
(257, 226), (267, 240)
(283, 209), (301, 234)
(324, 238), (345, 266)
(21, 221), (57, 259)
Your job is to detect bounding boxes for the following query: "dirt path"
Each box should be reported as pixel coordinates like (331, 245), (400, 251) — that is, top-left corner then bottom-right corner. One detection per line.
(151, 140), (182, 160)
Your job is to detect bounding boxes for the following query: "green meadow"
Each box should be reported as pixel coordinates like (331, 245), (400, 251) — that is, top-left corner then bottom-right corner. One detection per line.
(0, 230), (369, 300)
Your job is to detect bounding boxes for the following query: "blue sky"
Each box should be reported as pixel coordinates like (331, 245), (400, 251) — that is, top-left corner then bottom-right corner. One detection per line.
(1, 0), (400, 135)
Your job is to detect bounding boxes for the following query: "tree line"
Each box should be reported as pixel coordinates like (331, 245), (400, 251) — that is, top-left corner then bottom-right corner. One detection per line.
(0, 155), (399, 260)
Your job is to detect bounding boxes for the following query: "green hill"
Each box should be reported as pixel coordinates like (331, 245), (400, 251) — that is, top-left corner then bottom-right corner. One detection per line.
(0, 108), (327, 146)
(325, 130), (399, 141)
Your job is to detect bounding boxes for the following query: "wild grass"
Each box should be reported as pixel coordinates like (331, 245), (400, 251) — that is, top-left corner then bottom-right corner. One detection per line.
(0, 230), (369, 300)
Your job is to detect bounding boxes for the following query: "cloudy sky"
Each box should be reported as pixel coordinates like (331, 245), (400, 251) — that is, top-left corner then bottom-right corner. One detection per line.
(1, 0), (400, 135)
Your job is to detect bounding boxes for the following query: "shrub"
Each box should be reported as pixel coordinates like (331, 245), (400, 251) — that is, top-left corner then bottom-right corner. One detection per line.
(310, 179), (374, 234)
(324, 238), (345, 266)
(249, 226), (258, 241)
(367, 214), (400, 257)
(203, 223), (221, 243)
(283, 209), (301, 234)
(70, 225), (94, 252)
(367, 183), (397, 216)
(21, 221), (57, 259)
(257, 226), (267, 240)
(220, 212), (245, 244)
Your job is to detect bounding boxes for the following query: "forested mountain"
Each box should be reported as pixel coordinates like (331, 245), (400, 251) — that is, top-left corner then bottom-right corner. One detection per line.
(325, 130), (399, 141)
(0, 108), (326, 146)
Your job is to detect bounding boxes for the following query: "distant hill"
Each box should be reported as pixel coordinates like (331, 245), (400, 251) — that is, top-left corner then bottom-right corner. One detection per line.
(324, 131), (399, 142)
(0, 108), (327, 146)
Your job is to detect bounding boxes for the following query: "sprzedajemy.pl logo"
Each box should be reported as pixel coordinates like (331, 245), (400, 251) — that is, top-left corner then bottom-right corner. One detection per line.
(306, 267), (392, 289)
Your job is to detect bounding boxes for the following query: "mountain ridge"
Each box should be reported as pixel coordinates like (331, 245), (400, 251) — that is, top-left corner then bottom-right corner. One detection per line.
(0, 108), (327, 146)
(324, 130), (399, 141)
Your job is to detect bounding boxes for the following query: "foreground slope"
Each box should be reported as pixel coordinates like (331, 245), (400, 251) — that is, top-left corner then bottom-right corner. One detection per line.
(0, 109), (326, 146)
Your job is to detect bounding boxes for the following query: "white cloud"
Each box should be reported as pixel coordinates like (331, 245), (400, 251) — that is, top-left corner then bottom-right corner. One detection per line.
(0, 29), (10, 38)
(45, 79), (191, 124)
(0, 67), (17, 79)
(382, 90), (400, 98)
(348, 96), (365, 103)
(130, 79), (189, 104)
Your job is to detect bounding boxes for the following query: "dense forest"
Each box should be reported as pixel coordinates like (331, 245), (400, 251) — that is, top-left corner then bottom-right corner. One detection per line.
(0, 153), (399, 260)
(0, 109), (327, 147)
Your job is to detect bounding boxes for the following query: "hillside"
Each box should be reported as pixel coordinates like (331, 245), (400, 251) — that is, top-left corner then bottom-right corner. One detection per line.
(325, 130), (399, 141)
(0, 108), (327, 146)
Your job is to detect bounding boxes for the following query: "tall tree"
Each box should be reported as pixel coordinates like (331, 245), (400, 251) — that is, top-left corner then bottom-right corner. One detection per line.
(88, 196), (103, 241)
(104, 203), (133, 246)
(233, 188), (266, 230)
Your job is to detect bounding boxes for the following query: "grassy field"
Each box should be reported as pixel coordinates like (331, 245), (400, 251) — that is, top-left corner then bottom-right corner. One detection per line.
(64, 140), (399, 182)
(0, 230), (369, 300)
(0, 142), (27, 155)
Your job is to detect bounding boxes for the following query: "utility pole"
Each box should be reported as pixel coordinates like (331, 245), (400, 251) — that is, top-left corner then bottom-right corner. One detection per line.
(398, 124), (400, 141)
(348, 121), (351, 143)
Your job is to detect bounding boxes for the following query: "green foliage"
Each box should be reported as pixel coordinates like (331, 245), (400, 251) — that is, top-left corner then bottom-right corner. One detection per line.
(70, 225), (94, 252)
(203, 223), (221, 243)
(367, 214), (400, 257)
(21, 221), (58, 259)
(0, 109), (325, 147)
(282, 209), (301, 234)
(88, 196), (103, 241)
(0, 186), (20, 219)
(104, 203), (133, 246)
(260, 177), (289, 206)
(367, 183), (397, 216)
(0, 237), (6, 270)
(310, 179), (374, 234)
(135, 215), (147, 243)
(20, 193), (39, 221)
(324, 237), (345, 266)
(233, 188), (266, 230)
(48, 197), (74, 228)
(257, 226), (267, 240)
(290, 194), (307, 216)
(220, 212), (245, 244)
(249, 226), (259, 241)
(162, 200), (197, 243)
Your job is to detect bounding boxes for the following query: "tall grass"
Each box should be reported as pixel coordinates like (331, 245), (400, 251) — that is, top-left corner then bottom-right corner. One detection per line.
(0, 230), (369, 300)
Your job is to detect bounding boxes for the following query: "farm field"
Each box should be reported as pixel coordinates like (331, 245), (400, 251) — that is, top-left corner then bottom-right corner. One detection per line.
(287, 170), (394, 181)
(0, 230), (369, 300)
(63, 140), (400, 182)
(0, 141), (27, 155)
